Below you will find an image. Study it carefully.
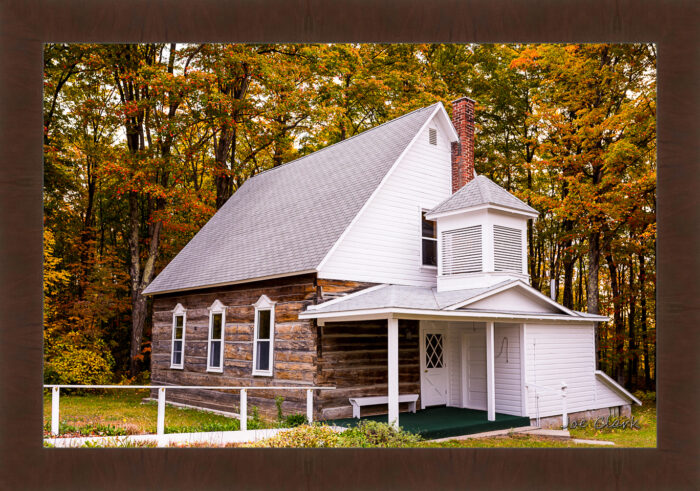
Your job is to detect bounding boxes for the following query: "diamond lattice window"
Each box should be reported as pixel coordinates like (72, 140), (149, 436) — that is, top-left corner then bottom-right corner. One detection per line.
(425, 333), (444, 369)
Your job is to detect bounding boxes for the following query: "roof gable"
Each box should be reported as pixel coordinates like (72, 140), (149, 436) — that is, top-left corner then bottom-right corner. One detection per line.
(455, 285), (567, 315)
(144, 103), (440, 295)
(427, 175), (538, 217)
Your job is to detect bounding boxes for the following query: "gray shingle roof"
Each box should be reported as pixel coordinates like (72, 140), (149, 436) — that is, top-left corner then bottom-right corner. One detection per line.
(428, 175), (538, 216)
(144, 104), (440, 295)
(307, 281), (515, 314)
(304, 280), (607, 320)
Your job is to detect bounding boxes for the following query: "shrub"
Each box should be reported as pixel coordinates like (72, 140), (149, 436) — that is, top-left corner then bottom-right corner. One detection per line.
(633, 390), (656, 405)
(249, 421), (423, 448)
(337, 420), (423, 448)
(44, 331), (115, 386)
(275, 395), (285, 422)
(284, 413), (308, 427)
(248, 424), (341, 448)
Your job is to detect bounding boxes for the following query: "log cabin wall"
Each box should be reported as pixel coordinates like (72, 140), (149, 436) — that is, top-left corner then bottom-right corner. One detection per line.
(150, 274), (373, 419)
(315, 319), (421, 420)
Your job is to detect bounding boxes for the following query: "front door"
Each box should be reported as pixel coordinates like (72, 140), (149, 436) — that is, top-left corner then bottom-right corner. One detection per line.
(420, 324), (448, 408)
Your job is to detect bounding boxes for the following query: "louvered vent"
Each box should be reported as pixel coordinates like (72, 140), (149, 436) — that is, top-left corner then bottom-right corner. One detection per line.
(494, 225), (523, 273)
(441, 225), (482, 275)
(428, 128), (437, 145)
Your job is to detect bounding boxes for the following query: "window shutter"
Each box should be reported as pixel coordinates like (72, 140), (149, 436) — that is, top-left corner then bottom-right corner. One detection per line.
(494, 225), (523, 273)
(441, 225), (482, 274)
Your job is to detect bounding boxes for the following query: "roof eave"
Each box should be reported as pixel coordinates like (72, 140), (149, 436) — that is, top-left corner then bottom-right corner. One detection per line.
(425, 203), (539, 220)
(299, 306), (603, 323)
(142, 269), (318, 296)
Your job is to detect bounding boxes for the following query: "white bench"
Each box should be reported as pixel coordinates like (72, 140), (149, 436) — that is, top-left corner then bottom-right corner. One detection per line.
(348, 394), (419, 419)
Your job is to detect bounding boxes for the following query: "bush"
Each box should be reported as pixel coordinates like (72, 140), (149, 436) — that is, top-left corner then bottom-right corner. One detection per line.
(633, 390), (656, 405)
(44, 331), (115, 386)
(284, 413), (308, 427)
(249, 421), (423, 448)
(337, 420), (423, 448)
(248, 424), (342, 448)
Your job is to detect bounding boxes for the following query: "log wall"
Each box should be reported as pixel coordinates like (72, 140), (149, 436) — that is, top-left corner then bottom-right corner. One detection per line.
(316, 319), (421, 420)
(150, 274), (375, 419)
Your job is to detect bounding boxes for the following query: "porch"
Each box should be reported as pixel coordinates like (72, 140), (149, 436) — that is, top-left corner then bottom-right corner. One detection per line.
(300, 282), (593, 428)
(327, 406), (530, 440)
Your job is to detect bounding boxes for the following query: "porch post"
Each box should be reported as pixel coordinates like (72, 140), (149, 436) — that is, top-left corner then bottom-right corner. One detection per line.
(387, 317), (399, 428)
(486, 321), (496, 421)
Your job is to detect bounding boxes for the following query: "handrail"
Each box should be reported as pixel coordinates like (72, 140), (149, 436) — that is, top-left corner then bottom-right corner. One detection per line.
(525, 381), (568, 429)
(44, 384), (336, 445)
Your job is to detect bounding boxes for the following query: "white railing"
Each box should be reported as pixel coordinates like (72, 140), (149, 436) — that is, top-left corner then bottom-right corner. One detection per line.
(45, 384), (335, 442)
(525, 381), (568, 428)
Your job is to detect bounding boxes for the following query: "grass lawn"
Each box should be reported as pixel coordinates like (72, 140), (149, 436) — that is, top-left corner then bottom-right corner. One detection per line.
(44, 390), (656, 448)
(43, 389), (266, 437)
(567, 404), (656, 447)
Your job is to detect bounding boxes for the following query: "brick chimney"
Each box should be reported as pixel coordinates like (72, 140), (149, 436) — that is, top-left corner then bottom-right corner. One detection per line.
(450, 97), (476, 193)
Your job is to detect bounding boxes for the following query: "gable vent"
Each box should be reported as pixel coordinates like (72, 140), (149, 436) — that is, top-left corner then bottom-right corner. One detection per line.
(441, 225), (482, 275)
(428, 128), (437, 145)
(494, 225), (523, 273)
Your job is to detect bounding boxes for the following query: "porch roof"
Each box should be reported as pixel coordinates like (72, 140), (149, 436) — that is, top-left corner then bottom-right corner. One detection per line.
(300, 280), (608, 323)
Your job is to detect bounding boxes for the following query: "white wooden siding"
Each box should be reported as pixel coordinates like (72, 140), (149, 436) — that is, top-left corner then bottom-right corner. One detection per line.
(318, 113), (454, 286)
(465, 330), (487, 409)
(494, 324), (522, 416)
(524, 323), (629, 418)
(466, 288), (563, 314)
(595, 375), (634, 408)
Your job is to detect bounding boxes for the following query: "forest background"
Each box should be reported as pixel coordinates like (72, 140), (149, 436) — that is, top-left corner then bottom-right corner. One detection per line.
(42, 43), (656, 391)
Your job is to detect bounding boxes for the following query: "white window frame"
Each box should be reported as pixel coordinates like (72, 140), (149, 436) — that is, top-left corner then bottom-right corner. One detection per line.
(252, 294), (276, 377)
(420, 208), (438, 269)
(170, 303), (186, 369)
(206, 299), (226, 373)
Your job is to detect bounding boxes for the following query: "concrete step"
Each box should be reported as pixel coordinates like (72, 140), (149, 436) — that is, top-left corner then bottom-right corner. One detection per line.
(572, 438), (615, 446)
(520, 428), (571, 440)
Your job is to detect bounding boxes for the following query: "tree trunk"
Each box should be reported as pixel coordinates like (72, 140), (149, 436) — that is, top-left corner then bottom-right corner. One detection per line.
(562, 234), (575, 309)
(627, 257), (637, 388)
(127, 191), (143, 376)
(605, 250), (625, 384)
(588, 230), (601, 369)
(639, 253), (651, 389)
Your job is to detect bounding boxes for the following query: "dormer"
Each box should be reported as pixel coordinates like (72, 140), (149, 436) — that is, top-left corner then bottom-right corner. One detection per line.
(426, 177), (538, 292)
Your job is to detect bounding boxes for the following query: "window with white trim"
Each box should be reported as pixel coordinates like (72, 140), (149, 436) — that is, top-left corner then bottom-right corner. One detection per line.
(207, 300), (225, 372)
(170, 304), (186, 369)
(421, 211), (437, 267)
(253, 295), (275, 376)
(441, 225), (482, 274)
(493, 225), (523, 273)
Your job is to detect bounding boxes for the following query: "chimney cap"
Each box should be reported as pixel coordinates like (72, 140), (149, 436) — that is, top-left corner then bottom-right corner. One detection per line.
(451, 96), (476, 105)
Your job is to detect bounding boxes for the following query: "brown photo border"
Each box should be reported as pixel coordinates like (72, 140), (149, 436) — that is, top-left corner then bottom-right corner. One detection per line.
(1, 0), (698, 489)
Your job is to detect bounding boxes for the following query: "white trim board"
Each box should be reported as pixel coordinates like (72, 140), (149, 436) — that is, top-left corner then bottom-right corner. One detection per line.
(595, 370), (643, 405)
(299, 307), (601, 324)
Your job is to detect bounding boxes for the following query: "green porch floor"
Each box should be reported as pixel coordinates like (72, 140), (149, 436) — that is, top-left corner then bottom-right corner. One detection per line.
(326, 406), (531, 440)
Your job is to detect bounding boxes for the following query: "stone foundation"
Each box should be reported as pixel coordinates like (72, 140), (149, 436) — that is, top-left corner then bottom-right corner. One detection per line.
(533, 404), (632, 429)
